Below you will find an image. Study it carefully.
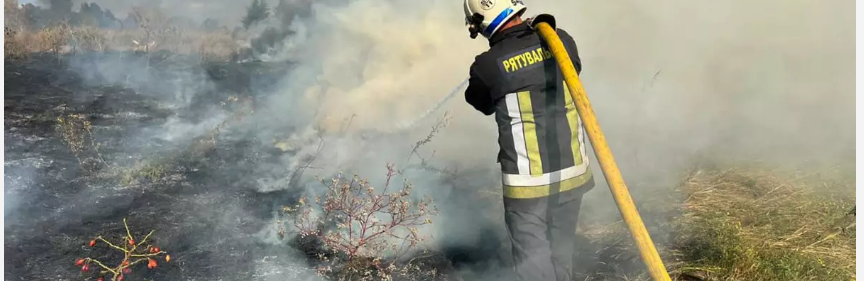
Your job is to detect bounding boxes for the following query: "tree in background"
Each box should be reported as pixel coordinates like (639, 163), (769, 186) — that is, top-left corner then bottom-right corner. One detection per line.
(77, 2), (119, 29)
(274, 0), (293, 26)
(167, 16), (195, 30)
(77, 3), (102, 27)
(241, 0), (269, 30)
(46, 0), (72, 21)
(201, 18), (220, 32)
(274, 0), (313, 26)
(48, 0), (73, 12)
(5, 0), (28, 30)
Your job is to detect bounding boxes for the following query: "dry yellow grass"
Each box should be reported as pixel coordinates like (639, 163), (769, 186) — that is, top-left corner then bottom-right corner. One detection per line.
(4, 0), (26, 31)
(576, 166), (855, 281)
(4, 0), (242, 62)
(196, 29), (240, 62)
(4, 25), (241, 61)
(69, 26), (108, 52)
(36, 24), (69, 54)
(5, 27), (31, 60)
(674, 167), (855, 280)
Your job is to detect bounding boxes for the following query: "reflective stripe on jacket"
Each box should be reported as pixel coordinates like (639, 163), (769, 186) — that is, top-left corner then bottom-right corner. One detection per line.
(465, 22), (592, 199)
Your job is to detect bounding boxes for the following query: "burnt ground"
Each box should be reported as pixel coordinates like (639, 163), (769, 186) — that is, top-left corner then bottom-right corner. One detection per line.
(4, 53), (518, 281)
(4, 52), (314, 281)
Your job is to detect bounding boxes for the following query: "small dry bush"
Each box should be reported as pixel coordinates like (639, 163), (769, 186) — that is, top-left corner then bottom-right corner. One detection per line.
(128, 6), (189, 53)
(54, 110), (159, 183)
(160, 28), (198, 54)
(56, 113), (109, 175)
(104, 29), (138, 51)
(119, 158), (173, 187)
(129, 7), (162, 52)
(198, 30), (240, 62)
(7, 25), (111, 58)
(4, 27), (31, 60)
(75, 218), (171, 281)
(36, 23), (71, 55)
(5, 0), (34, 59)
(69, 26), (108, 52)
(280, 164), (440, 281)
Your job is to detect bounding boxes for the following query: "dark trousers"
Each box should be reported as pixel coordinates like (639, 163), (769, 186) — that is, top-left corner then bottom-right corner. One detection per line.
(503, 180), (592, 281)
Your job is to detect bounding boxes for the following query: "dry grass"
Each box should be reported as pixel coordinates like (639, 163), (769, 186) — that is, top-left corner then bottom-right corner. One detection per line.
(4, 0), (242, 60)
(197, 29), (241, 63)
(36, 23), (71, 55)
(5, 27), (31, 60)
(5, 26), (241, 60)
(672, 167), (855, 280)
(5, 14), (241, 61)
(4, 0), (26, 31)
(576, 166), (855, 281)
(69, 26), (108, 52)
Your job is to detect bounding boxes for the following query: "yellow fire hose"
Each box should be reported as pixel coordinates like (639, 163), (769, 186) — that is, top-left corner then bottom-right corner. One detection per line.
(528, 14), (672, 281)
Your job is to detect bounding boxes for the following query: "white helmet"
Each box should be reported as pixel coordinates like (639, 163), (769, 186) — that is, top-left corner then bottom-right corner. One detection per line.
(464, 0), (527, 39)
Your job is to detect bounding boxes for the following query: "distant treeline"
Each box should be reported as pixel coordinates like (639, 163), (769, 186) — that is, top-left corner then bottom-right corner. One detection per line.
(9, 0), (228, 31)
(4, 0), (319, 60)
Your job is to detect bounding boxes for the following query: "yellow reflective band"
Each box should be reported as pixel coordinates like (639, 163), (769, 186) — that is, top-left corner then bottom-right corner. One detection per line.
(517, 91), (543, 176)
(563, 82), (583, 165)
(503, 169), (593, 199)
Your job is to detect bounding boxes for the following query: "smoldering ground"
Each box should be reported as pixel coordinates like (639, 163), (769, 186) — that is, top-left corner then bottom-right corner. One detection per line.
(249, 0), (853, 274)
(4, 0), (854, 280)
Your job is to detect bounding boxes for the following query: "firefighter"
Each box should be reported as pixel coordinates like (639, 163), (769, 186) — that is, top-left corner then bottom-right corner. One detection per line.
(462, 1), (595, 280)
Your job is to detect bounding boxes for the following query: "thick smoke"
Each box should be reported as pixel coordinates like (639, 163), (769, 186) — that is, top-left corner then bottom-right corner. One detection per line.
(552, 0), (856, 196)
(248, 0), (855, 218)
(17, 0), (853, 278)
(245, 1), (505, 269)
(247, 0), (854, 276)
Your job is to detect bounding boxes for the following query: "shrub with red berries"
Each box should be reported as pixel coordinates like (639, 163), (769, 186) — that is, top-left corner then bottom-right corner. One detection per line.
(74, 218), (171, 281)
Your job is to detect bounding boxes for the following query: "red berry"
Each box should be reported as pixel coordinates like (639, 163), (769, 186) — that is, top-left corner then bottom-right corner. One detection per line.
(123, 267), (131, 274)
(117, 275), (124, 281)
(89, 240), (96, 247)
(147, 258), (157, 269)
(97, 278), (103, 281)
(81, 264), (89, 272)
(128, 238), (135, 246)
(74, 258), (84, 266)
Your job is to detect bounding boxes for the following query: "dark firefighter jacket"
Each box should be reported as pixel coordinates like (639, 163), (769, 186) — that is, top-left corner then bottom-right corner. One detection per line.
(465, 22), (594, 201)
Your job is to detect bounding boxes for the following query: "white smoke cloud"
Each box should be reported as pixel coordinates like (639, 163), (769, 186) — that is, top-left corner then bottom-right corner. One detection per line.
(39, 0), (855, 277)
